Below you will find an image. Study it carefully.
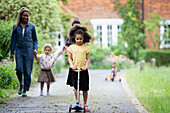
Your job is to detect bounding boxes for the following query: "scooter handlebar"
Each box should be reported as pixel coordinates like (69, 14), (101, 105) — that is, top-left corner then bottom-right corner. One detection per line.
(76, 68), (82, 70)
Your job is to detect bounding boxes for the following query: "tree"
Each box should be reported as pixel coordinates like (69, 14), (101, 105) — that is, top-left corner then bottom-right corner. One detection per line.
(144, 11), (164, 49)
(0, 0), (70, 46)
(113, 0), (146, 62)
(0, 0), (70, 59)
(0, 20), (14, 60)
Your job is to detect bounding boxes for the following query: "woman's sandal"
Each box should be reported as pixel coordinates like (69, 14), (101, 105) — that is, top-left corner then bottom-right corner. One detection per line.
(84, 105), (90, 112)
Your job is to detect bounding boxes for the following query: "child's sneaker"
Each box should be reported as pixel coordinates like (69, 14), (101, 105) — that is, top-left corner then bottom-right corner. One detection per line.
(47, 91), (50, 95)
(40, 92), (43, 96)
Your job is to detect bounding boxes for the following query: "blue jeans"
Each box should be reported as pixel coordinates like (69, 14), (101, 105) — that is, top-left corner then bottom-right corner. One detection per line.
(15, 49), (34, 91)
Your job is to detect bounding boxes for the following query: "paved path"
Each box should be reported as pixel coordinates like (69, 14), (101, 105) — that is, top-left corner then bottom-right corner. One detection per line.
(0, 69), (138, 113)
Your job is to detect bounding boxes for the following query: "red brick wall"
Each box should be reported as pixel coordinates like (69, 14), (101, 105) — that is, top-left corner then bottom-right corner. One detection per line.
(144, 0), (170, 49)
(144, 0), (170, 19)
(66, 0), (122, 21)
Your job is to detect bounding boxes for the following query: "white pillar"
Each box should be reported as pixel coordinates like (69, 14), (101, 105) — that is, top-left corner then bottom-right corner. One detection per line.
(112, 25), (118, 46)
(102, 25), (108, 48)
(93, 25), (98, 44)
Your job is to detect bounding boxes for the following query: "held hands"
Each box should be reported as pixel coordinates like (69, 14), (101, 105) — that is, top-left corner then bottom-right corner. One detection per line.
(63, 46), (66, 51)
(10, 54), (14, 62)
(34, 50), (37, 55)
(71, 65), (77, 70)
(82, 66), (87, 71)
(71, 65), (87, 71)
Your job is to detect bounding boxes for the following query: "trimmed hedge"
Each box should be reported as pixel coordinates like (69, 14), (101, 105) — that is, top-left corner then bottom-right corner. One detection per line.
(139, 49), (170, 66)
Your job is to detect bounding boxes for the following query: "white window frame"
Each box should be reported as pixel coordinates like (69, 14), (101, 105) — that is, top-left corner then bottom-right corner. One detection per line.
(107, 25), (112, 47)
(160, 19), (170, 49)
(54, 27), (65, 62)
(90, 19), (124, 48)
(96, 25), (102, 45)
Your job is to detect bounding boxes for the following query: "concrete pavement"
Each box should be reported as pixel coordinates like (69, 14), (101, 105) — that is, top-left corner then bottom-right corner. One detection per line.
(0, 69), (147, 113)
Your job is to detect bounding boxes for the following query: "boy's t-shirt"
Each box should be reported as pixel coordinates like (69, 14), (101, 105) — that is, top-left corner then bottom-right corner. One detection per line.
(67, 44), (91, 68)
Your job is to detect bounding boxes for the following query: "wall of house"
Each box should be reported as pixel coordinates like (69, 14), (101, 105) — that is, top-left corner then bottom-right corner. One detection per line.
(144, 0), (170, 49)
(65, 0), (170, 49)
(65, 0), (126, 48)
(66, 0), (122, 22)
(144, 0), (170, 19)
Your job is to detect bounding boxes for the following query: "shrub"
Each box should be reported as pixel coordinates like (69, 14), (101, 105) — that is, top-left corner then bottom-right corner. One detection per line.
(0, 20), (14, 61)
(0, 59), (19, 89)
(139, 49), (170, 66)
(89, 62), (113, 69)
(52, 60), (63, 74)
(0, 59), (19, 103)
(89, 44), (108, 65)
(110, 45), (125, 57)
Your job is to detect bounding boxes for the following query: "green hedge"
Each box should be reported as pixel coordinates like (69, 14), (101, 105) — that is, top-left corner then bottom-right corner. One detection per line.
(139, 49), (170, 66)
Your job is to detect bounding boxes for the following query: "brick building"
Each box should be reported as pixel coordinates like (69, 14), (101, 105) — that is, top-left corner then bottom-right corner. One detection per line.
(144, 0), (170, 49)
(63, 0), (170, 49)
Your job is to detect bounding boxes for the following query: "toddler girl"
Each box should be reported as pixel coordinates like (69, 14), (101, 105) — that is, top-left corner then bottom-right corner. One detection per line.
(66, 24), (91, 111)
(35, 44), (65, 96)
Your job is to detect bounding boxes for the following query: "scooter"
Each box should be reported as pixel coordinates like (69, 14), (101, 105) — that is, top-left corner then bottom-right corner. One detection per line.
(69, 68), (85, 112)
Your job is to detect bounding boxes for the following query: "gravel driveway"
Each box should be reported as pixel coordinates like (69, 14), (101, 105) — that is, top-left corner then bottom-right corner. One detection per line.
(0, 69), (138, 113)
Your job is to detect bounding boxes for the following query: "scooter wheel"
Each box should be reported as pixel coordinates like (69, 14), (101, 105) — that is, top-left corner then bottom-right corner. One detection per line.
(69, 104), (72, 112)
(111, 78), (114, 81)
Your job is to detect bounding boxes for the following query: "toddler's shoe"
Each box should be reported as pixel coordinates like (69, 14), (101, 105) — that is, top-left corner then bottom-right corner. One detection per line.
(47, 91), (50, 95)
(40, 92), (43, 96)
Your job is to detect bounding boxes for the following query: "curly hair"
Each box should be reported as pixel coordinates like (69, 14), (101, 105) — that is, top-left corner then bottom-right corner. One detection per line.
(72, 20), (81, 26)
(68, 24), (91, 43)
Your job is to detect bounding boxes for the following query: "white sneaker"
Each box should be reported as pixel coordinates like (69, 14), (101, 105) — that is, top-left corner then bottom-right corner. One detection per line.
(40, 92), (43, 96)
(47, 91), (50, 95)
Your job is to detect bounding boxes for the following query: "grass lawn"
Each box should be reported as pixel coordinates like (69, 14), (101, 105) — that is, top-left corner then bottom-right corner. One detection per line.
(124, 64), (170, 113)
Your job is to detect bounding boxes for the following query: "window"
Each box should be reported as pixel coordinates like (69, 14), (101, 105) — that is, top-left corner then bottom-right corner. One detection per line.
(163, 25), (170, 39)
(118, 25), (121, 32)
(58, 34), (61, 46)
(107, 25), (112, 47)
(58, 34), (61, 39)
(90, 19), (124, 48)
(58, 41), (60, 46)
(160, 20), (170, 48)
(97, 25), (102, 44)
